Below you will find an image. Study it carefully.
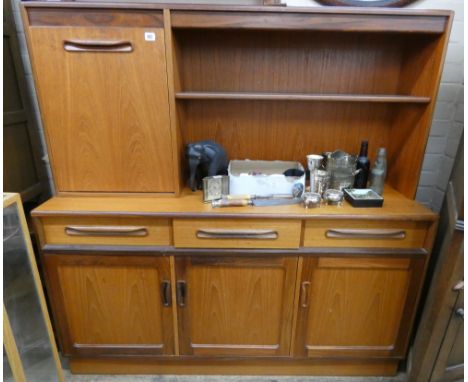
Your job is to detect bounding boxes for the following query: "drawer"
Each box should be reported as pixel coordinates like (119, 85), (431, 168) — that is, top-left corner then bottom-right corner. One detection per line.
(303, 220), (428, 248)
(40, 217), (171, 246)
(173, 219), (301, 249)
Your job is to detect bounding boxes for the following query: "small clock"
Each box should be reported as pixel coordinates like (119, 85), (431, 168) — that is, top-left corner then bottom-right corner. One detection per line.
(203, 175), (229, 203)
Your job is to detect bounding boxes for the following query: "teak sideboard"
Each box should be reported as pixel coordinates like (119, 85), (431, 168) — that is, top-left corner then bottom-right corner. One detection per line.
(23, 2), (451, 376)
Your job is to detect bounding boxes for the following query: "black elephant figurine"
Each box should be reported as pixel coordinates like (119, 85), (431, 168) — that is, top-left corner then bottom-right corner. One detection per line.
(186, 140), (229, 191)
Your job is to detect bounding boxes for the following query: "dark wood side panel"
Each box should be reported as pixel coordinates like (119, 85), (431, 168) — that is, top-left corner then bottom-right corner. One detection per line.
(27, 8), (164, 28)
(171, 11), (447, 33)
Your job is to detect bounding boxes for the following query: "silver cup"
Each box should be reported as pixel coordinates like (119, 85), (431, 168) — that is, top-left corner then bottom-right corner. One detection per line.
(307, 154), (324, 171)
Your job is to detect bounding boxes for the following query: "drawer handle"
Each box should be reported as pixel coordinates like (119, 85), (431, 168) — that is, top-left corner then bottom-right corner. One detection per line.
(301, 281), (311, 308)
(177, 280), (187, 307)
(64, 39), (133, 53)
(160, 281), (172, 307)
(64, 225), (148, 237)
(326, 229), (406, 240)
(196, 229), (278, 240)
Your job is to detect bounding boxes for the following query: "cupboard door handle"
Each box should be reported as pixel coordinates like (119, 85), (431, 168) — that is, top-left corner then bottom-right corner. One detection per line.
(453, 281), (464, 291)
(326, 229), (406, 239)
(456, 308), (464, 320)
(160, 281), (172, 307)
(301, 281), (311, 308)
(176, 280), (187, 307)
(63, 39), (133, 53)
(65, 225), (148, 237)
(196, 229), (278, 240)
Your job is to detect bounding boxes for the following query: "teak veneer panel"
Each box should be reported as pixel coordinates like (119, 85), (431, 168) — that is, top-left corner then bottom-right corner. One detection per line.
(175, 256), (297, 356)
(41, 216), (172, 246)
(175, 29), (426, 95)
(294, 256), (423, 358)
(27, 8), (164, 27)
(303, 220), (428, 248)
(26, 26), (174, 193)
(173, 218), (301, 249)
(31, 186), (437, 221)
(171, 11), (447, 33)
(69, 357), (399, 376)
(44, 254), (174, 356)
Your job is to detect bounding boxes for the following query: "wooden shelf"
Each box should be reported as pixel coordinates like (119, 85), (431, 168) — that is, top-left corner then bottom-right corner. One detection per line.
(175, 92), (431, 104)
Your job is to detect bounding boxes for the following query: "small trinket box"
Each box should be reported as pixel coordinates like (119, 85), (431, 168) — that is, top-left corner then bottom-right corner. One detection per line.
(344, 188), (384, 208)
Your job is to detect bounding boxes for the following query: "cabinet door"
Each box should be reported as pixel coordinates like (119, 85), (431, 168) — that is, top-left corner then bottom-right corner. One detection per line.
(44, 254), (174, 356)
(294, 256), (425, 358)
(27, 26), (174, 193)
(176, 256), (298, 356)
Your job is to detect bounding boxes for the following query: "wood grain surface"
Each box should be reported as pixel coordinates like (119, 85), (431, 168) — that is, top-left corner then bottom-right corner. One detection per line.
(303, 220), (428, 248)
(31, 185), (437, 221)
(69, 357), (399, 376)
(26, 26), (174, 193)
(176, 92), (431, 103)
(42, 216), (172, 246)
(175, 256), (297, 356)
(171, 11), (446, 33)
(44, 254), (174, 356)
(294, 256), (413, 358)
(27, 8), (164, 27)
(175, 29), (416, 95)
(173, 218), (301, 249)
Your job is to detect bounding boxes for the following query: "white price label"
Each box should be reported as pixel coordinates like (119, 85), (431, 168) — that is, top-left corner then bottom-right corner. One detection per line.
(144, 32), (156, 42)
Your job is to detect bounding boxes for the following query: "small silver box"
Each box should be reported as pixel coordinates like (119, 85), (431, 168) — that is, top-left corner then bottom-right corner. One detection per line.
(203, 175), (229, 203)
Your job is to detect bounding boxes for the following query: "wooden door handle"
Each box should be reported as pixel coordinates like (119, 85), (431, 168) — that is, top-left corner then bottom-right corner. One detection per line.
(64, 225), (148, 237)
(176, 280), (187, 307)
(160, 281), (172, 307)
(326, 229), (406, 239)
(301, 281), (311, 308)
(64, 39), (133, 53)
(196, 229), (278, 240)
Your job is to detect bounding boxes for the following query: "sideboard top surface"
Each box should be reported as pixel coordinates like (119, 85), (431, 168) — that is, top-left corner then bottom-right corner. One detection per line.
(22, 2), (453, 17)
(32, 186), (437, 221)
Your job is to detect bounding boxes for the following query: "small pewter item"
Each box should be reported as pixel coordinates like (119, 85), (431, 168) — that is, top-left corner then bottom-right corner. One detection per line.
(292, 183), (305, 198)
(310, 169), (330, 195)
(302, 192), (322, 209)
(324, 189), (344, 206)
(203, 175), (229, 203)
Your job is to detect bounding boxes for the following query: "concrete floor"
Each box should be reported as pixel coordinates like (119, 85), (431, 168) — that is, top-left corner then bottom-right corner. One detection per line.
(63, 371), (407, 382)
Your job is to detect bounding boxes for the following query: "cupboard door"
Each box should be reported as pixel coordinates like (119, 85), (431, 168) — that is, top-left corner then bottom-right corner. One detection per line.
(44, 254), (174, 356)
(294, 256), (425, 358)
(27, 26), (174, 193)
(176, 256), (298, 356)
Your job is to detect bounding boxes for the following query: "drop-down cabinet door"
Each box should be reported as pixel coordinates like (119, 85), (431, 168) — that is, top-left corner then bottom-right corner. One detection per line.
(294, 256), (425, 359)
(43, 254), (174, 357)
(26, 18), (174, 193)
(175, 256), (298, 357)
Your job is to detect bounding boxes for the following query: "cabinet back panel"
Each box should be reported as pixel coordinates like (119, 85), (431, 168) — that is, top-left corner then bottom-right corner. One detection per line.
(27, 27), (174, 193)
(175, 29), (437, 96)
(180, 100), (393, 165)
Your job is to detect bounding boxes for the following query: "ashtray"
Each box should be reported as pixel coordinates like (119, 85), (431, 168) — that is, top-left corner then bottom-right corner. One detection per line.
(344, 189), (384, 208)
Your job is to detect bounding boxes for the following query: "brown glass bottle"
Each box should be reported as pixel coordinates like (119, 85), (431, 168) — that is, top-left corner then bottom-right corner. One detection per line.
(354, 140), (370, 188)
